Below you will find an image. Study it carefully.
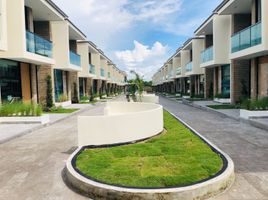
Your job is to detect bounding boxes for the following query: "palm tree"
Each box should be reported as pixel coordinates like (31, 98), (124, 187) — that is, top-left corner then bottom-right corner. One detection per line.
(130, 70), (144, 102)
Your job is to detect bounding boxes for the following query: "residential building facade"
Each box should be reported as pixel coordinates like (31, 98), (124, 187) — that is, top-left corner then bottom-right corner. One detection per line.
(152, 0), (268, 104)
(0, 0), (127, 106)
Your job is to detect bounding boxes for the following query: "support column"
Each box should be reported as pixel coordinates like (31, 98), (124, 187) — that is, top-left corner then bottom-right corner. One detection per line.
(30, 65), (38, 104)
(37, 66), (53, 106)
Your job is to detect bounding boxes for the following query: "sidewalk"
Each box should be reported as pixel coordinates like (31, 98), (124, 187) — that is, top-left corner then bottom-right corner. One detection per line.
(0, 104), (94, 144)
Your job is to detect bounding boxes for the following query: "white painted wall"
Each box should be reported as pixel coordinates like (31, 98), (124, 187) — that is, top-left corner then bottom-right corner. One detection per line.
(214, 15), (231, 64)
(78, 102), (164, 147)
(51, 21), (70, 70)
(181, 50), (190, 77)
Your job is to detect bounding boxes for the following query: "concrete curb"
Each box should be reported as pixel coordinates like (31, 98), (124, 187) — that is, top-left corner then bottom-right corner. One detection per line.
(63, 110), (235, 200)
(0, 104), (97, 145)
(180, 98), (240, 121)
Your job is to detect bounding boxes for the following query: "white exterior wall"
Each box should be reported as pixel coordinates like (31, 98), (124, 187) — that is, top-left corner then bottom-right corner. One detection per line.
(213, 15), (231, 64)
(262, 0), (268, 50)
(192, 39), (205, 75)
(91, 53), (101, 78)
(181, 50), (190, 77)
(51, 21), (70, 69)
(77, 43), (90, 77)
(0, 0), (7, 51)
(0, 0), (25, 57)
(173, 56), (181, 77)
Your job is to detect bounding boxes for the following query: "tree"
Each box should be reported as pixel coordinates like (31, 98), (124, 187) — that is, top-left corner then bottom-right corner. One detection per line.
(72, 82), (79, 103)
(45, 75), (53, 110)
(130, 71), (144, 102)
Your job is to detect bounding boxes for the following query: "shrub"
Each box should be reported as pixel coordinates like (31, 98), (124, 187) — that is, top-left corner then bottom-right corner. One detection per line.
(72, 82), (79, 104)
(46, 75), (54, 110)
(58, 94), (68, 102)
(241, 97), (268, 111)
(0, 103), (43, 117)
(80, 95), (89, 102)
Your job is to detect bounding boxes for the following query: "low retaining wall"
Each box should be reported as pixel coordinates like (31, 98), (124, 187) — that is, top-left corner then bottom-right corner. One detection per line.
(78, 102), (164, 147)
(240, 109), (268, 119)
(65, 110), (235, 200)
(0, 114), (50, 124)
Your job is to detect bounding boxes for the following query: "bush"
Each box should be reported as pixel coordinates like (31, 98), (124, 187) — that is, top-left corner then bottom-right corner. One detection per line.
(46, 75), (54, 109)
(80, 95), (89, 102)
(0, 103), (43, 117)
(58, 94), (68, 102)
(241, 97), (268, 111)
(72, 82), (79, 104)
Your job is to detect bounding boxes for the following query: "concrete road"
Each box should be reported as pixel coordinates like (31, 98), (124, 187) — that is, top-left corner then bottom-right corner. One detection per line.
(0, 96), (267, 200)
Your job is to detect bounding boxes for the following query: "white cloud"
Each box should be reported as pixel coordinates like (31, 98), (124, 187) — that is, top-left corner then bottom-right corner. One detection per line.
(115, 41), (168, 80)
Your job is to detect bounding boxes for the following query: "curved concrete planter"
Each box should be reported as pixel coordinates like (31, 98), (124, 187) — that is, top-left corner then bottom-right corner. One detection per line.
(78, 102), (164, 147)
(64, 111), (235, 200)
(141, 94), (159, 104)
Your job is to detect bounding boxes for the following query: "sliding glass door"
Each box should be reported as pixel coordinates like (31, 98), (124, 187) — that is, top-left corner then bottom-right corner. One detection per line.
(0, 60), (22, 102)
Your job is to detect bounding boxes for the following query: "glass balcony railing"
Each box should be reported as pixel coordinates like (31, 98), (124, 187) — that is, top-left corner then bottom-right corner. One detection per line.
(201, 46), (213, 63)
(26, 31), (52, 58)
(69, 51), (81, 67)
(176, 67), (181, 76)
(100, 68), (105, 77)
(89, 64), (95, 74)
(186, 62), (193, 72)
(231, 22), (262, 53)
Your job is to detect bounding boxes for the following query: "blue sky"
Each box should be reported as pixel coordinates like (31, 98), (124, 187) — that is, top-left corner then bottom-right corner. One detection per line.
(53, 0), (222, 80)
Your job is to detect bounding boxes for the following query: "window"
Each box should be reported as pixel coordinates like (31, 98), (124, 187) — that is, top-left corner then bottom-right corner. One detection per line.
(0, 59), (22, 102)
(221, 65), (230, 97)
(54, 69), (64, 102)
(256, 0), (261, 23)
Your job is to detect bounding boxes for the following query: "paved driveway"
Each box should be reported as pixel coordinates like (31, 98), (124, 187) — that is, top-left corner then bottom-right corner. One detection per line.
(0, 97), (267, 200)
(160, 97), (268, 200)
(0, 105), (106, 200)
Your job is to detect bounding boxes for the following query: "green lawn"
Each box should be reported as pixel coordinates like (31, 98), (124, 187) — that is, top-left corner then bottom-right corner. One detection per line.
(75, 111), (223, 188)
(207, 104), (239, 110)
(45, 107), (79, 114)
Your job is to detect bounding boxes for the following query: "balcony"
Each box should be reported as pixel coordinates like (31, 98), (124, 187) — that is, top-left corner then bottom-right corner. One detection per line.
(201, 46), (213, 63)
(176, 68), (181, 76)
(100, 68), (105, 77)
(231, 22), (262, 53)
(69, 51), (81, 66)
(186, 62), (193, 72)
(89, 64), (95, 74)
(26, 31), (52, 58)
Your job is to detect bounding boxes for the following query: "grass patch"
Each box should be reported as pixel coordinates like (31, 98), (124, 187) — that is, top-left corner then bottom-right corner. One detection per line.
(45, 107), (79, 114)
(75, 111), (223, 188)
(208, 104), (239, 110)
